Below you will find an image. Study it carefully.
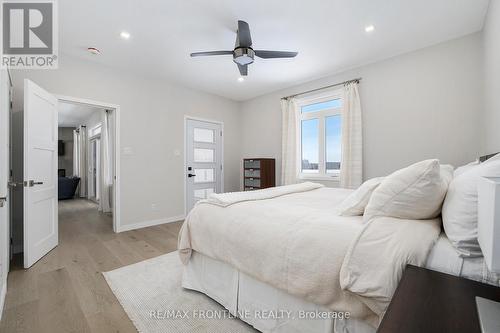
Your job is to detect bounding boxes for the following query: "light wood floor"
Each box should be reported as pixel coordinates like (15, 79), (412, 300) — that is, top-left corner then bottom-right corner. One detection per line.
(0, 199), (183, 333)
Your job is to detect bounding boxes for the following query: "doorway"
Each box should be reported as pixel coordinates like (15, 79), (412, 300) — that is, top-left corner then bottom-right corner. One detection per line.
(9, 80), (121, 269)
(57, 97), (120, 234)
(184, 117), (223, 214)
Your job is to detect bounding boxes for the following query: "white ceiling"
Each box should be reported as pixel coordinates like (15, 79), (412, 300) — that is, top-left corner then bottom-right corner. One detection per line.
(58, 102), (102, 127)
(60, 0), (490, 101)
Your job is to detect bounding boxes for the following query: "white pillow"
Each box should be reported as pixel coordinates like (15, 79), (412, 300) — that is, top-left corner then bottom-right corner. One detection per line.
(364, 160), (453, 222)
(442, 158), (500, 257)
(454, 160), (479, 177)
(486, 153), (500, 162)
(337, 177), (385, 216)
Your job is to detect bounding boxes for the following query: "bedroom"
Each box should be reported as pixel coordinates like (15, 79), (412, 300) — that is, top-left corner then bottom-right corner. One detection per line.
(0, 0), (499, 332)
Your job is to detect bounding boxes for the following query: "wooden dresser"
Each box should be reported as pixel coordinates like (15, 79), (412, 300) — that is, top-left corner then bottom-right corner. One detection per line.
(243, 158), (275, 191)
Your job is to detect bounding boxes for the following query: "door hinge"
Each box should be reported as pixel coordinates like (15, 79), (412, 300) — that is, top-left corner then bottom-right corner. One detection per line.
(220, 131), (223, 137)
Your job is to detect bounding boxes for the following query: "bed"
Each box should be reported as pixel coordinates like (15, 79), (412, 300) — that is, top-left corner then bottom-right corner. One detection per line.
(178, 183), (445, 332)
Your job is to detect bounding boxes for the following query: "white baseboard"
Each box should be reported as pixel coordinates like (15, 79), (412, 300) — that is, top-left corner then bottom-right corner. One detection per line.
(0, 280), (6, 322)
(116, 215), (185, 233)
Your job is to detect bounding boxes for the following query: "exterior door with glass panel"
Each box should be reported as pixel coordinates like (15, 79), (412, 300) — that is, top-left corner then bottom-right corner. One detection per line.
(186, 119), (222, 213)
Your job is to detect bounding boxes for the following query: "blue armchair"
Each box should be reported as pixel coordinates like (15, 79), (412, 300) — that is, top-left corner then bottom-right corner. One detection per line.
(58, 177), (80, 200)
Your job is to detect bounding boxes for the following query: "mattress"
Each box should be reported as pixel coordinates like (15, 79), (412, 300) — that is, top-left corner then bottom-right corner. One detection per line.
(425, 233), (500, 286)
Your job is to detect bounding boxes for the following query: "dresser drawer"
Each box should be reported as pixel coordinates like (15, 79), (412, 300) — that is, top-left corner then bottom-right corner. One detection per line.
(244, 160), (261, 169)
(244, 178), (261, 188)
(244, 169), (261, 178)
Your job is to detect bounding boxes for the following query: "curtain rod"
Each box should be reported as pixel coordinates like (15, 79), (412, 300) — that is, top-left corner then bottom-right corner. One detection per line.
(281, 77), (362, 100)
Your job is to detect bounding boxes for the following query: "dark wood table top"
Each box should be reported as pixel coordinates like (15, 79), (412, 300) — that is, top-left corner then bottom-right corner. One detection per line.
(377, 265), (500, 333)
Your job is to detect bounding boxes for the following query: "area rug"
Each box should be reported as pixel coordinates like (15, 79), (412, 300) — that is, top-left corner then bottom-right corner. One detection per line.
(103, 251), (257, 333)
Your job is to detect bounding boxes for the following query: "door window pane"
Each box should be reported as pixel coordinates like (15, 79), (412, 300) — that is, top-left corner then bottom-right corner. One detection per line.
(194, 128), (215, 143)
(301, 99), (342, 113)
(326, 115), (342, 173)
(194, 148), (214, 163)
(194, 169), (214, 183)
(301, 119), (319, 173)
(194, 188), (214, 200)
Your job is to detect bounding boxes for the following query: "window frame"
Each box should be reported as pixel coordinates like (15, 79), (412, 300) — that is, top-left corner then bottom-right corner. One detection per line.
(296, 89), (343, 181)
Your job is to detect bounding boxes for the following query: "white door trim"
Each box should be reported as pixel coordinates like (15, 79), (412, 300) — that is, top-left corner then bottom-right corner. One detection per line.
(55, 95), (121, 233)
(184, 116), (224, 216)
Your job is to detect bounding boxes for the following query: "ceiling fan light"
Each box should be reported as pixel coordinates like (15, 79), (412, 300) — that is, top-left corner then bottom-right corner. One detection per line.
(234, 54), (253, 66)
(233, 47), (255, 66)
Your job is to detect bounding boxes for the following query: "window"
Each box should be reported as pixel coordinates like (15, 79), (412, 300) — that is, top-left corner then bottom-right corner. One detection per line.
(298, 91), (342, 179)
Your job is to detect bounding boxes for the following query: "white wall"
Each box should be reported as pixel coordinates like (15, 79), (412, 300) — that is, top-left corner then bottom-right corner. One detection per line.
(10, 55), (241, 229)
(0, 69), (11, 319)
(240, 33), (484, 185)
(482, 0), (500, 154)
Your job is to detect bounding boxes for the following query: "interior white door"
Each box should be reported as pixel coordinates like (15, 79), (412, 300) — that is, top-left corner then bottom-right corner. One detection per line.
(186, 119), (223, 213)
(23, 79), (58, 268)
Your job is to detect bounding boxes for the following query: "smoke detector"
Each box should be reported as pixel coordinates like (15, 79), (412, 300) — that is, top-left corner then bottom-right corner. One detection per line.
(87, 47), (101, 55)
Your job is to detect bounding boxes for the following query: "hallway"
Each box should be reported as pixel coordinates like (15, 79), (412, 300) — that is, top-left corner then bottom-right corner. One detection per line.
(0, 199), (182, 332)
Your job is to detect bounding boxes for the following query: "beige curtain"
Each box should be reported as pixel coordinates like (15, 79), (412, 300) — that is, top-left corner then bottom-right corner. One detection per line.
(98, 111), (113, 213)
(340, 81), (363, 188)
(72, 129), (79, 176)
(281, 98), (299, 185)
(72, 126), (87, 197)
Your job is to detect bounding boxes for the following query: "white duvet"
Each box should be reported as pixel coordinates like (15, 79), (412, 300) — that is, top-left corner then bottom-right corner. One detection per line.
(178, 185), (441, 326)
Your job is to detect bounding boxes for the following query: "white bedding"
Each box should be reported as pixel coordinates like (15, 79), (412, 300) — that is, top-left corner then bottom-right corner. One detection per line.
(206, 181), (324, 207)
(426, 233), (500, 286)
(183, 251), (376, 333)
(179, 185), (441, 327)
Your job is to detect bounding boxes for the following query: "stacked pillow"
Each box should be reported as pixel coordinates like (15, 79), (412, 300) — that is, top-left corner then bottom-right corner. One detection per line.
(338, 155), (500, 258)
(363, 160), (453, 221)
(338, 159), (453, 220)
(442, 154), (500, 257)
(337, 177), (385, 216)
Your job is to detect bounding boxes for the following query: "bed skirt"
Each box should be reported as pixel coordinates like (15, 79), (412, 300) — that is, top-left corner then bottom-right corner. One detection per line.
(182, 251), (375, 333)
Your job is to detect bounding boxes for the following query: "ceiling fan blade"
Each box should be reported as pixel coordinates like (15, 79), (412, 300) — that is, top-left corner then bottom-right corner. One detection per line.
(254, 50), (298, 59)
(237, 20), (252, 47)
(237, 63), (248, 76)
(190, 51), (233, 57)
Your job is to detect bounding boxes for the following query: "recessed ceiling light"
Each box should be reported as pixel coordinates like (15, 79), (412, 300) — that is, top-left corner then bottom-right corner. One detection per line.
(365, 25), (375, 33)
(237, 77), (244, 82)
(120, 31), (131, 40)
(87, 47), (101, 55)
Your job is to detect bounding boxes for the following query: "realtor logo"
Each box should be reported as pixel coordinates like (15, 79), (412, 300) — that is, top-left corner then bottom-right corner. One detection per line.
(1, 0), (58, 68)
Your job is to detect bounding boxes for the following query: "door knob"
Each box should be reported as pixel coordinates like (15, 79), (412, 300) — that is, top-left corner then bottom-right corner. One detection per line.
(0, 197), (6, 208)
(187, 173), (196, 178)
(28, 180), (44, 187)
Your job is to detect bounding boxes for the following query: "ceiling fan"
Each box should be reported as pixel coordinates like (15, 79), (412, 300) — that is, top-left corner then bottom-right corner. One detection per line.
(190, 20), (298, 76)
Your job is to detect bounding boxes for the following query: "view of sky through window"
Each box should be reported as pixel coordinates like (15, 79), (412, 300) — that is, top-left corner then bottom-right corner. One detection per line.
(301, 99), (342, 173)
